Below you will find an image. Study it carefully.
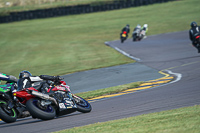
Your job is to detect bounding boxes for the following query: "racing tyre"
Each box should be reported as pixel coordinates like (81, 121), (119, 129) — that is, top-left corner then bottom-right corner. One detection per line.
(73, 95), (92, 113)
(26, 98), (56, 120)
(0, 100), (17, 123)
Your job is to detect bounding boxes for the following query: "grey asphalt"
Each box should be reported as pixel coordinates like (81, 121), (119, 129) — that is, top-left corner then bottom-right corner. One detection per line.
(62, 62), (163, 94)
(1, 30), (200, 133)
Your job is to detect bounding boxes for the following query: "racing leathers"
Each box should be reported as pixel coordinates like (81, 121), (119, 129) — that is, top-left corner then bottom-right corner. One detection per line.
(0, 72), (18, 83)
(17, 75), (62, 92)
(133, 25), (141, 37)
(121, 25), (130, 37)
(140, 24), (148, 38)
(0, 72), (18, 92)
(189, 26), (200, 53)
(17, 76), (43, 91)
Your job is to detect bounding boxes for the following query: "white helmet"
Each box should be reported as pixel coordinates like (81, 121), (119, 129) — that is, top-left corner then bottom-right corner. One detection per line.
(143, 24), (148, 28)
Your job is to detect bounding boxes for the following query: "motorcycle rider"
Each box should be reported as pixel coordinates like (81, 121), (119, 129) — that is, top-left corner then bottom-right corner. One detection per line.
(17, 70), (62, 92)
(17, 71), (62, 118)
(0, 72), (18, 84)
(0, 72), (18, 92)
(132, 24), (141, 41)
(133, 24), (141, 32)
(141, 24), (148, 38)
(0, 72), (30, 118)
(121, 24), (130, 37)
(189, 21), (200, 53)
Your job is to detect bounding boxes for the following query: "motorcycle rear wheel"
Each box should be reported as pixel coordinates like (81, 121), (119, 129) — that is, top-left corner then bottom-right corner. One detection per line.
(0, 100), (17, 123)
(26, 98), (56, 120)
(73, 95), (92, 113)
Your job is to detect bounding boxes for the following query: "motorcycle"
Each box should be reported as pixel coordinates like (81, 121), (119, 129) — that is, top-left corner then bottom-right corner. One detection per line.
(120, 31), (128, 43)
(0, 82), (32, 123)
(132, 29), (145, 41)
(194, 33), (200, 47)
(23, 78), (92, 120)
(132, 28), (141, 41)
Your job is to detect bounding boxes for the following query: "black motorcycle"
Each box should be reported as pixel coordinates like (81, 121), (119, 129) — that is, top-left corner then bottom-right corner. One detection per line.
(132, 29), (146, 41)
(194, 33), (200, 46)
(120, 31), (128, 43)
(132, 28), (141, 41)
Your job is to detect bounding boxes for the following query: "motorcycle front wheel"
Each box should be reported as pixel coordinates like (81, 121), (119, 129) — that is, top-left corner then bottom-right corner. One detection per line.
(26, 98), (56, 120)
(0, 100), (17, 123)
(73, 95), (92, 113)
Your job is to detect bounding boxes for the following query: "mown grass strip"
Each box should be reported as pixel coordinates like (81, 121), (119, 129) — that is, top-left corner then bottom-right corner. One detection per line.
(54, 105), (200, 133)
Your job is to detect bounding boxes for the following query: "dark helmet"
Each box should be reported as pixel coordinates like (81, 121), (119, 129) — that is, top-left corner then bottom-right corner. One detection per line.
(19, 70), (32, 78)
(191, 21), (197, 28)
(126, 24), (130, 27)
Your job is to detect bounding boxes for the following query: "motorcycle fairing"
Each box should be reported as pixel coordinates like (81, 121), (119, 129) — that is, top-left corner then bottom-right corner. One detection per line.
(58, 97), (77, 111)
(122, 34), (126, 37)
(0, 83), (13, 93)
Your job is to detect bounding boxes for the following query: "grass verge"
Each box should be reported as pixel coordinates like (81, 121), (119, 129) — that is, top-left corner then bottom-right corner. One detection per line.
(0, 0), (199, 77)
(54, 105), (200, 133)
(75, 81), (143, 99)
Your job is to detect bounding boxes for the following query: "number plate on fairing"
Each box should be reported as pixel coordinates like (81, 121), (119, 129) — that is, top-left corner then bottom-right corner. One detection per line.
(122, 34), (126, 37)
(58, 98), (77, 111)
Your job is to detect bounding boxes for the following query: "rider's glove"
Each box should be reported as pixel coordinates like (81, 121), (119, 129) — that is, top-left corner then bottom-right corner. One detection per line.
(54, 76), (63, 81)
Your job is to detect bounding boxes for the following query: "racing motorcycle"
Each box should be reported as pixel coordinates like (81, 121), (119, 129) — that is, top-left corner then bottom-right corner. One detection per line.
(120, 31), (128, 43)
(23, 76), (92, 120)
(194, 33), (200, 47)
(132, 28), (141, 41)
(0, 82), (32, 123)
(132, 29), (146, 41)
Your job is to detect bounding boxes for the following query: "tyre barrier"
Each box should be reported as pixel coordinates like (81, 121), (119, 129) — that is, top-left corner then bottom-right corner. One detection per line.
(0, 0), (174, 23)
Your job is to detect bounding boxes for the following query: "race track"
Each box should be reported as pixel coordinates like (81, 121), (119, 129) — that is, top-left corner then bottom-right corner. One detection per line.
(1, 30), (200, 133)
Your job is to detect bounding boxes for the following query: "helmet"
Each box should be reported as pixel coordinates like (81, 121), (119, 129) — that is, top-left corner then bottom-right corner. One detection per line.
(126, 24), (130, 27)
(143, 24), (148, 28)
(191, 21), (197, 28)
(19, 70), (32, 78)
(136, 24), (141, 29)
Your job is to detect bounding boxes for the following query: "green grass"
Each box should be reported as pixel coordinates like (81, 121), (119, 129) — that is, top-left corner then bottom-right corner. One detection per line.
(0, 0), (199, 78)
(76, 81), (143, 99)
(54, 105), (200, 133)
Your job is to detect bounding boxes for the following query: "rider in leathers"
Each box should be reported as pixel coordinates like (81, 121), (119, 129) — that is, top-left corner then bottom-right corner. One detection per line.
(189, 21), (200, 53)
(0, 72), (18, 83)
(0, 72), (18, 92)
(121, 24), (130, 37)
(1, 71), (61, 93)
(17, 70), (61, 92)
(141, 24), (148, 38)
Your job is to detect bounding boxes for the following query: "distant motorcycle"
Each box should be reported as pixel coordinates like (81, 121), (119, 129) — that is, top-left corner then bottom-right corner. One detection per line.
(194, 33), (200, 47)
(120, 31), (128, 43)
(132, 29), (145, 41)
(25, 77), (92, 120)
(132, 28), (141, 41)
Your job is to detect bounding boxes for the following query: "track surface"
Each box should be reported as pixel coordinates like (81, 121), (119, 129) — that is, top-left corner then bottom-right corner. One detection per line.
(1, 31), (200, 133)
(62, 62), (163, 94)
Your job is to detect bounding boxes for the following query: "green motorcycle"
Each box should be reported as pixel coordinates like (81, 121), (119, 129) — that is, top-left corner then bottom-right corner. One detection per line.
(0, 82), (30, 123)
(0, 83), (18, 123)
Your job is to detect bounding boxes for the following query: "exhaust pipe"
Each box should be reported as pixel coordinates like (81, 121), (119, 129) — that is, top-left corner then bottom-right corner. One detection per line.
(31, 91), (58, 106)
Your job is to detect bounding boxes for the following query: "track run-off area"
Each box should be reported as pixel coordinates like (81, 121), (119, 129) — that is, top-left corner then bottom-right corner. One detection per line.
(0, 30), (200, 133)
